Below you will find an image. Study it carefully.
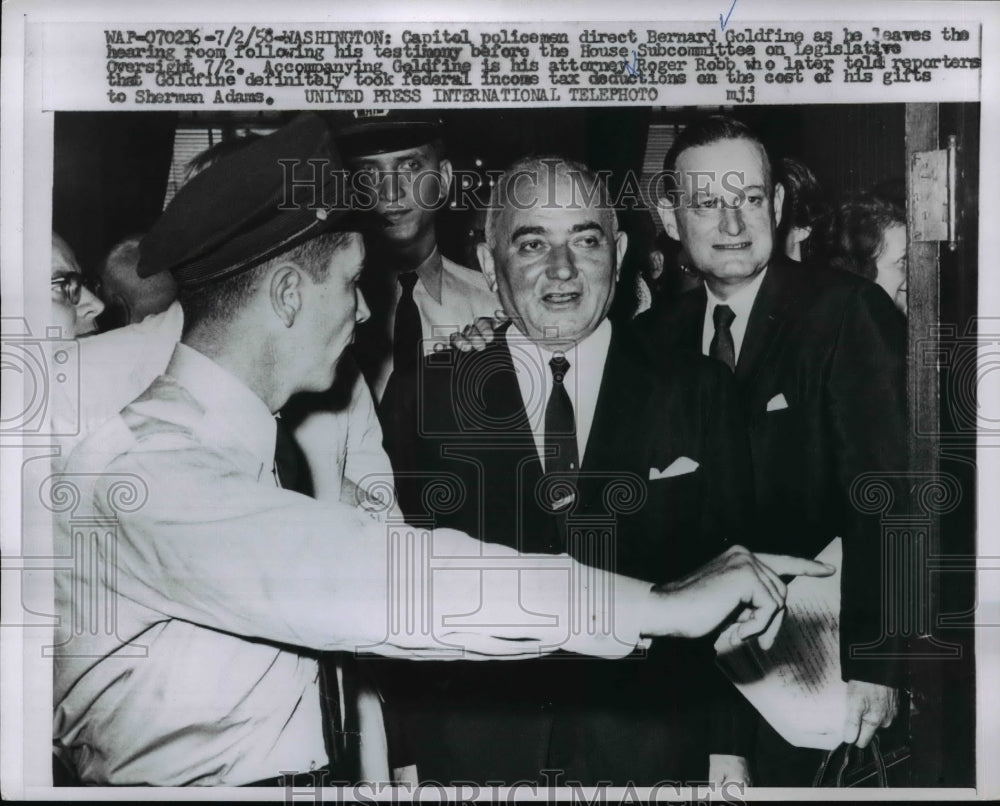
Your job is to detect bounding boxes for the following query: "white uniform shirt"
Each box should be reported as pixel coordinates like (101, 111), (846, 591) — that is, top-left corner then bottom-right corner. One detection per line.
(50, 301), (391, 507)
(52, 344), (655, 785)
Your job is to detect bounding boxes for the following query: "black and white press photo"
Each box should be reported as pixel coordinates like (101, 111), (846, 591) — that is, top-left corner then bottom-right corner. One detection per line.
(1, 2), (996, 801)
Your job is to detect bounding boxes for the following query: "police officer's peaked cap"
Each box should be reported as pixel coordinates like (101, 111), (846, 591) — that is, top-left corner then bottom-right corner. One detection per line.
(139, 113), (364, 287)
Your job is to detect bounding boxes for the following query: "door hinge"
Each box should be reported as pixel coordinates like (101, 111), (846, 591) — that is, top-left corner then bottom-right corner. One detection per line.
(909, 135), (958, 251)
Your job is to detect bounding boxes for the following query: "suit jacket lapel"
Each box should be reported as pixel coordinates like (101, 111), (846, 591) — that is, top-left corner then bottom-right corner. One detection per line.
(580, 325), (654, 498)
(481, 324), (537, 449)
(735, 260), (796, 385)
(673, 284), (706, 353)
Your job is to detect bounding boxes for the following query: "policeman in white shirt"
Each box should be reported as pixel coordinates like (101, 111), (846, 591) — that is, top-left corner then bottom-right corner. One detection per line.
(52, 113), (833, 787)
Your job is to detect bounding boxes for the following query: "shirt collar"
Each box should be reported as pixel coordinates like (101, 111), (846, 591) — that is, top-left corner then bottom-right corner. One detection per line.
(570, 318), (613, 373)
(165, 343), (277, 476)
(705, 266), (768, 320)
(507, 318), (612, 360)
(413, 248), (444, 304)
(507, 318), (613, 391)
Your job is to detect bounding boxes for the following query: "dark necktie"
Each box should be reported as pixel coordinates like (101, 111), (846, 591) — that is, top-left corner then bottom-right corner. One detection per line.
(710, 304), (737, 372)
(273, 419), (360, 781)
(273, 415), (314, 497)
(392, 271), (422, 377)
(544, 353), (579, 495)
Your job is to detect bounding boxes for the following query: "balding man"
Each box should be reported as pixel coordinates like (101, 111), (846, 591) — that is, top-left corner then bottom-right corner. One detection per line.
(380, 156), (764, 786)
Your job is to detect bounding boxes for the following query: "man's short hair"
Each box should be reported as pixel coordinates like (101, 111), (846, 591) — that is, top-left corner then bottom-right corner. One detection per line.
(178, 230), (353, 335)
(660, 115), (774, 202)
(100, 235), (143, 278)
(51, 233), (81, 276)
(776, 157), (827, 231)
(483, 155), (618, 250)
(775, 157), (828, 261)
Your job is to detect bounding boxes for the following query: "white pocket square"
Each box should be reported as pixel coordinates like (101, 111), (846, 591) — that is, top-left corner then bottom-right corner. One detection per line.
(649, 457), (699, 480)
(766, 393), (789, 412)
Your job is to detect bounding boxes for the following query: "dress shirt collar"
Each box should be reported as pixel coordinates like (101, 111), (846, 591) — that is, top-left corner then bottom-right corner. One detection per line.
(413, 247), (445, 304)
(165, 343), (277, 477)
(702, 266), (768, 362)
(564, 317), (613, 387)
(705, 266), (768, 319)
(506, 318), (613, 359)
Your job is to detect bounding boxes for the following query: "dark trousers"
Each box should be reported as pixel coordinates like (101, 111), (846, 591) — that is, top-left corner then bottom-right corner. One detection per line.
(751, 719), (825, 786)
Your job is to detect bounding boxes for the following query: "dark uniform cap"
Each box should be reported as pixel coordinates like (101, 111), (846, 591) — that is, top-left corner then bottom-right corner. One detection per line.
(139, 113), (362, 287)
(332, 109), (444, 161)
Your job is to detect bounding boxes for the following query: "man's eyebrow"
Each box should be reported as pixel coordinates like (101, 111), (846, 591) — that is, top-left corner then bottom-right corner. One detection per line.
(388, 149), (428, 163)
(509, 225), (547, 241)
(353, 148), (426, 166)
(509, 221), (606, 241)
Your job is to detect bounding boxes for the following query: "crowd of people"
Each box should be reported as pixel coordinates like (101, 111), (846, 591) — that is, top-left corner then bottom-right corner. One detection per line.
(49, 110), (909, 788)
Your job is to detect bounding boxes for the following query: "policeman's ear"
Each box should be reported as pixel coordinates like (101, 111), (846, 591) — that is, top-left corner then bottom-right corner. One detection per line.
(477, 242), (498, 293)
(437, 158), (453, 202)
(772, 181), (786, 230)
(270, 263), (302, 327)
(613, 230), (628, 283)
(656, 196), (681, 242)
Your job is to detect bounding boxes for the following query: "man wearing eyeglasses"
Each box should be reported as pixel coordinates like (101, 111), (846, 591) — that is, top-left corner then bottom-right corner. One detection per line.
(51, 233), (105, 337)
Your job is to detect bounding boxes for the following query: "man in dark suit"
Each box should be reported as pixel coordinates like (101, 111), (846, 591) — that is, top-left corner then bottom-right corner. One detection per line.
(380, 156), (758, 786)
(643, 115), (907, 783)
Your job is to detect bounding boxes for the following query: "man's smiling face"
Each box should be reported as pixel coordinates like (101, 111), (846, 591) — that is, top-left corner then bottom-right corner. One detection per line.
(479, 166), (627, 348)
(660, 137), (784, 297)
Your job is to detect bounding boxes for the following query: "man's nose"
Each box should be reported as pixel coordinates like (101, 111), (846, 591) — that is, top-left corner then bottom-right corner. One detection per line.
(377, 171), (403, 204)
(355, 288), (371, 324)
(545, 244), (579, 281)
(719, 204), (745, 236)
(76, 286), (105, 321)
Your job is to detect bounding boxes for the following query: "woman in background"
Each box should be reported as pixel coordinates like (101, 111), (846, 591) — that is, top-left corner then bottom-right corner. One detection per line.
(817, 193), (908, 315)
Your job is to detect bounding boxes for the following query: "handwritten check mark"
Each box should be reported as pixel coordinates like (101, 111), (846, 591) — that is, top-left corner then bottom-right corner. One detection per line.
(622, 50), (643, 79)
(719, 0), (738, 30)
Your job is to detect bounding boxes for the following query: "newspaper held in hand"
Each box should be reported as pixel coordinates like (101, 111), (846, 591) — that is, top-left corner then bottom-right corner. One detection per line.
(715, 538), (847, 750)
